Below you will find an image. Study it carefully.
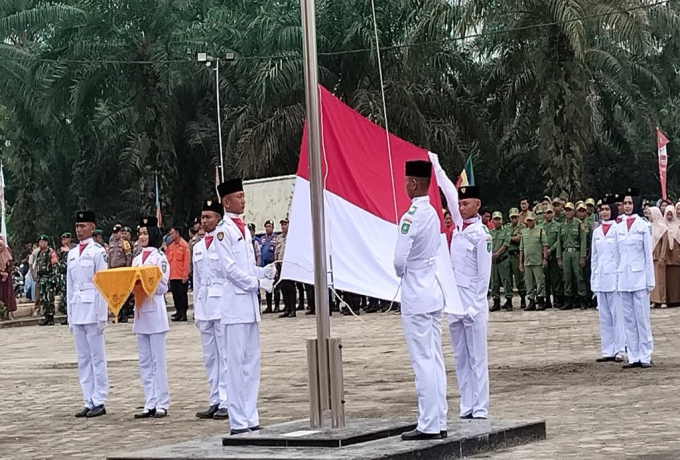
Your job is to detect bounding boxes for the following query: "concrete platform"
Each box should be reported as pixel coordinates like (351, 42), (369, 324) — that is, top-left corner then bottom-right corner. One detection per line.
(109, 418), (546, 459)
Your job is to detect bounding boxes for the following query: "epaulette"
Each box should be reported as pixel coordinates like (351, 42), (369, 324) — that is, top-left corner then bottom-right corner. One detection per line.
(407, 205), (418, 215)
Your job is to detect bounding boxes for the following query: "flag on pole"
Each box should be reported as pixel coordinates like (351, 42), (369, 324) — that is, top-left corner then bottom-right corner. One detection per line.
(215, 165), (220, 199)
(281, 85), (463, 314)
(0, 163), (6, 240)
(455, 156), (475, 187)
(155, 174), (162, 227)
(657, 128), (670, 200)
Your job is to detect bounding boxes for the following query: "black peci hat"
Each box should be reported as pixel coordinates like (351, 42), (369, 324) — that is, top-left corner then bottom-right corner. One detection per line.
(139, 216), (158, 228)
(217, 178), (244, 198)
(623, 187), (640, 198)
(75, 210), (96, 224)
(202, 198), (223, 215)
(405, 160), (432, 178)
(459, 185), (480, 200)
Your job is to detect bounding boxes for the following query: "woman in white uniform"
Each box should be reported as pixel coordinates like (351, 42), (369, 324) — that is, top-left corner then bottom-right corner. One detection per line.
(591, 194), (625, 363)
(616, 187), (655, 369)
(132, 216), (171, 418)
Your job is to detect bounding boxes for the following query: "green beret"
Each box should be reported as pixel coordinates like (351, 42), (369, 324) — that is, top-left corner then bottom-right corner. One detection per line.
(122, 226), (132, 233)
(61, 232), (72, 239)
(39, 234), (49, 242)
(93, 229), (103, 236)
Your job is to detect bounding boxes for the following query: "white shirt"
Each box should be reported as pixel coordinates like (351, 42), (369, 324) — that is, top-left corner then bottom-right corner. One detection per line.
(591, 221), (619, 293)
(192, 229), (225, 321)
(393, 195), (444, 315)
(616, 215), (655, 293)
(131, 248), (170, 335)
(67, 238), (108, 325)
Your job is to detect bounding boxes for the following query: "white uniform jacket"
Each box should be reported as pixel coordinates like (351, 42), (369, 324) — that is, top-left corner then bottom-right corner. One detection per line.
(192, 231), (224, 321)
(214, 214), (270, 325)
(67, 239), (108, 325)
(393, 196), (444, 315)
(590, 221), (619, 293)
(616, 215), (655, 293)
(131, 248), (170, 335)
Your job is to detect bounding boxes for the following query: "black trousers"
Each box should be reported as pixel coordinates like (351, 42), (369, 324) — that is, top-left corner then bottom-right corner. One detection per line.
(296, 282), (305, 309)
(170, 279), (189, 319)
(266, 278), (281, 311)
(280, 280), (297, 314)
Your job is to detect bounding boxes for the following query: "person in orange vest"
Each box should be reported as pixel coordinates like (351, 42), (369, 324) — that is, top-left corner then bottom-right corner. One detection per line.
(166, 225), (191, 321)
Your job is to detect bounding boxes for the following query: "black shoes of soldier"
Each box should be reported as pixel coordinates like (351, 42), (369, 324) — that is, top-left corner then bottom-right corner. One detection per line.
(525, 299), (536, 311)
(134, 408), (156, 419)
(536, 297), (546, 311)
(39, 316), (55, 326)
(86, 405), (106, 417)
(60, 318), (68, 325)
(213, 407), (230, 420)
(490, 299), (501, 312)
(519, 296), (527, 309)
(305, 310), (315, 315)
(262, 307), (273, 314)
(196, 404), (219, 419)
(400, 429), (444, 441)
(502, 299), (513, 311)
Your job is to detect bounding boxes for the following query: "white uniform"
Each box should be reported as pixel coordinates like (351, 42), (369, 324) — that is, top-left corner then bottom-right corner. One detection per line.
(132, 248), (170, 412)
(393, 195), (447, 435)
(590, 221), (625, 359)
(192, 230), (228, 409)
(214, 213), (274, 431)
(616, 215), (655, 364)
(67, 238), (109, 409)
(431, 157), (492, 419)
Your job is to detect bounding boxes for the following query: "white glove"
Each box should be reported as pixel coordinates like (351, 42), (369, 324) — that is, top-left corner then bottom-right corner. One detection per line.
(428, 152), (440, 167)
(259, 277), (275, 293)
(69, 323), (75, 335)
(264, 263), (277, 279)
(96, 321), (107, 334)
(463, 308), (478, 325)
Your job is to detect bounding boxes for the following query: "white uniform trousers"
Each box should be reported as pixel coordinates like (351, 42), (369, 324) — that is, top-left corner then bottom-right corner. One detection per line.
(449, 312), (489, 418)
(224, 323), (260, 430)
(596, 292), (625, 359)
(401, 310), (447, 434)
(196, 319), (228, 408)
(137, 332), (170, 411)
(73, 324), (109, 408)
(620, 290), (653, 364)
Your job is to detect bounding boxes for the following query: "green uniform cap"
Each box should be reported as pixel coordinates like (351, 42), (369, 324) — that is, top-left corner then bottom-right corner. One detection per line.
(61, 232), (72, 239)
(544, 205), (554, 213)
(93, 229), (104, 236)
(492, 211), (503, 219)
(509, 207), (520, 217)
(122, 226), (132, 233)
(39, 234), (49, 242)
(564, 202), (575, 210)
(585, 198), (596, 206)
(552, 197), (562, 205)
(525, 211), (537, 221)
(576, 201), (587, 211)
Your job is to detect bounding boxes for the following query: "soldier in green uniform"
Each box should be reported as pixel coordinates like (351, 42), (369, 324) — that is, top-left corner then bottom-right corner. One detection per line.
(552, 197), (566, 224)
(57, 232), (74, 325)
(489, 211), (512, 312)
(557, 202), (587, 310)
(576, 201), (595, 308)
(519, 212), (548, 310)
(507, 207), (527, 309)
(542, 206), (563, 309)
(36, 235), (58, 326)
(585, 198), (596, 229)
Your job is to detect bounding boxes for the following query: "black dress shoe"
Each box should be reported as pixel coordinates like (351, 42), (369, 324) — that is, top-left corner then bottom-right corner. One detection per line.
(86, 405), (106, 417)
(622, 362), (642, 369)
(60, 319), (69, 325)
(134, 409), (156, 419)
(440, 430), (447, 438)
(596, 357), (616, 363)
(230, 428), (251, 435)
(154, 409), (168, 418)
(279, 312), (290, 318)
(262, 307), (273, 314)
(305, 310), (315, 315)
(460, 413), (473, 419)
(249, 425), (261, 431)
(213, 407), (229, 419)
(196, 404), (219, 419)
(615, 356), (624, 362)
(400, 429), (442, 441)
(171, 316), (181, 322)
(74, 407), (91, 418)
(473, 416), (488, 420)
(641, 362), (653, 369)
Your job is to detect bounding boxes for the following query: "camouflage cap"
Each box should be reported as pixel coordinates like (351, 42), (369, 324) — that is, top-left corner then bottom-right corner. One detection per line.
(525, 211), (537, 221)
(509, 207), (520, 217)
(544, 205), (554, 213)
(492, 211), (503, 219)
(564, 202), (575, 210)
(552, 197), (563, 205)
(585, 198), (596, 206)
(576, 201), (587, 211)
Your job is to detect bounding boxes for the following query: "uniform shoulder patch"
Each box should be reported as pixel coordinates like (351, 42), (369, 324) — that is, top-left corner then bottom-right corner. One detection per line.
(401, 222), (411, 234)
(407, 205), (417, 215)
(483, 226), (490, 234)
(161, 261), (168, 273)
(217, 231), (224, 241)
(486, 235), (492, 253)
(103, 253), (108, 263)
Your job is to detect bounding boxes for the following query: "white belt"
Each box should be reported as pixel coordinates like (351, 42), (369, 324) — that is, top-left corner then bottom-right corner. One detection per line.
(77, 282), (94, 291)
(200, 278), (225, 287)
(409, 257), (436, 270)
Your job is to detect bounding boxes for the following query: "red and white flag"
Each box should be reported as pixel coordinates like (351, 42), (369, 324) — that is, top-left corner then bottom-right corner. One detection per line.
(281, 85), (462, 313)
(658, 128), (670, 200)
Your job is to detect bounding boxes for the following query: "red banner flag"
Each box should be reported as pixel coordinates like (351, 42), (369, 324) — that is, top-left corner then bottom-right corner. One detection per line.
(658, 128), (670, 200)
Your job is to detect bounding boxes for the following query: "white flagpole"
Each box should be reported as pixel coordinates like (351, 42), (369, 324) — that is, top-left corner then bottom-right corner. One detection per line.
(0, 163), (7, 241)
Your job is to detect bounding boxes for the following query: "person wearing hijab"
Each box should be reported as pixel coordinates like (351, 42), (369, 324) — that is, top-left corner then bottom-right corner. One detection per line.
(616, 187), (655, 369)
(0, 236), (17, 320)
(660, 207), (680, 307)
(132, 216), (170, 419)
(591, 195), (625, 362)
(649, 207), (668, 308)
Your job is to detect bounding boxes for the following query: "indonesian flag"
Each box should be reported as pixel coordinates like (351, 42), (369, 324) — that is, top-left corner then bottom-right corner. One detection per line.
(281, 85), (462, 313)
(658, 128), (669, 200)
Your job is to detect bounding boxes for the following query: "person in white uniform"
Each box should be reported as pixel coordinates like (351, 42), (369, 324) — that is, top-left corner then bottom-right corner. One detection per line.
(393, 160), (448, 441)
(430, 153), (492, 419)
(67, 210), (109, 418)
(617, 187), (655, 369)
(193, 198), (229, 420)
(214, 178), (276, 435)
(131, 216), (170, 418)
(591, 195), (625, 363)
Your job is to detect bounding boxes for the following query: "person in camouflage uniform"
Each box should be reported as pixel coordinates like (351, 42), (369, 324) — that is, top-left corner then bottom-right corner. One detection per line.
(57, 232), (75, 324)
(37, 235), (58, 326)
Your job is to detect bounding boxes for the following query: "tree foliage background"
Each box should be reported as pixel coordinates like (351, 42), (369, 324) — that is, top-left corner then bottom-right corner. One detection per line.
(1, 0), (679, 246)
